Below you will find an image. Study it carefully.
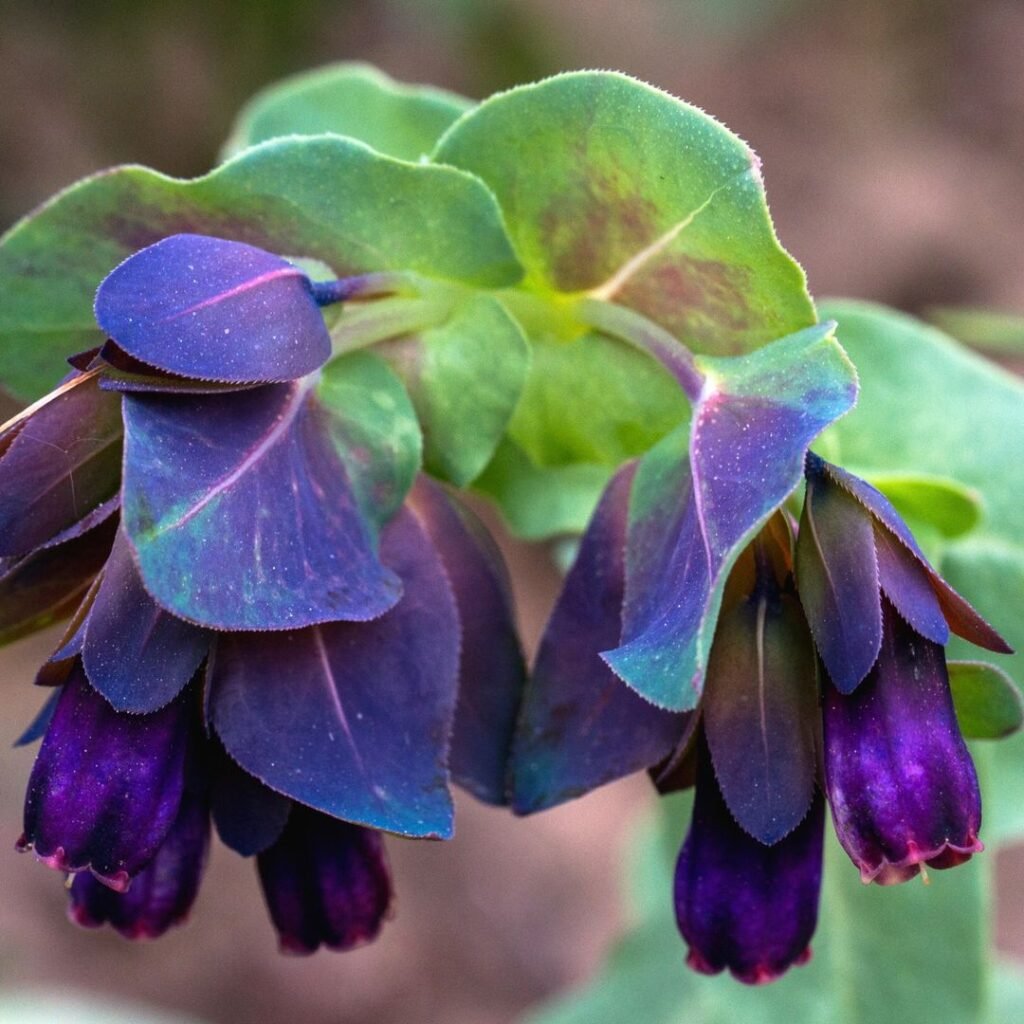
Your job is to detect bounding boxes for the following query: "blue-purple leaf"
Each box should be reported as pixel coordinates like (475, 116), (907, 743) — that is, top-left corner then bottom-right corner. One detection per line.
(0, 514), (117, 648)
(512, 464), (685, 813)
(14, 688), (61, 747)
(796, 459), (882, 693)
(208, 506), (460, 838)
(82, 529), (210, 712)
(604, 323), (857, 710)
(407, 476), (525, 805)
(121, 380), (402, 630)
(94, 234), (330, 384)
(825, 461), (1011, 655)
(211, 742), (292, 856)
(702, 560), (818, 844)
(0, 370), (122, 557)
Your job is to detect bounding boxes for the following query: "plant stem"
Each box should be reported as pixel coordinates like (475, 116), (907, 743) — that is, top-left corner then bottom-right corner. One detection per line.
(576, 298), (705, 403)
(311, 271), (421, 307)
(329, 295), (452, 357)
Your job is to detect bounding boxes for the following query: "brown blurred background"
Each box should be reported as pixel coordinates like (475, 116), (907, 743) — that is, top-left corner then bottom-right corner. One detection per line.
(0, 1), (1022, 1022)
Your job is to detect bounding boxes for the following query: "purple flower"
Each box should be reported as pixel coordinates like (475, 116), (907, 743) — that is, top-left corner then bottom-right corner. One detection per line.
(257, 806), (392, 955)
(675, 737), (824, 984)
(3, 233), (524, 949)
(68, 762), (211, 939)
(797, 454), (1009, 883)
(18, 663), (195, 891)
(823, 600), (983, 883)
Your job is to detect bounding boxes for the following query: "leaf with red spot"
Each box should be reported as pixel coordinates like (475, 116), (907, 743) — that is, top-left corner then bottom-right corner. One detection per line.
(0, 136), (521, 402)
(603, 322), (857, 710)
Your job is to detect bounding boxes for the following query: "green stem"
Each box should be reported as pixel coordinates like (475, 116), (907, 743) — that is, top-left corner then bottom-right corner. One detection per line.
(329, 295), (452, 356)
(576, 297), (705, 403)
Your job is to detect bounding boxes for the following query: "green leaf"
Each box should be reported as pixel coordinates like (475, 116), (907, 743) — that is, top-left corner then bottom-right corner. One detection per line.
(473, 439), (613, 540)
(435, 71), (815, 356)
(375, 293), (529, 486)
(944, 541), (1024, 843)
(992, 964), (1024, 1021)
(0, 136), (521, 401)
(504, 321), (689, 471)
(949, 660), (1024, 740)
(315, 351), (422, 526)
(433, 71), (818, 538)
(529, 795), (990, 1024)
(926, 306), (1024, 357)
(223, 61), (472, 161)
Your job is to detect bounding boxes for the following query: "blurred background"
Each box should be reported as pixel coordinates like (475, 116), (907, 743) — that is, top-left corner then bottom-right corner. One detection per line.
(0, 1), (1021, 1022)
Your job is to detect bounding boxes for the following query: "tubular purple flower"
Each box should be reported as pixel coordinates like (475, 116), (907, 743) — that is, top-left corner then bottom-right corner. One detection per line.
(674, 737), (824, 984)
(257, 806), (392, 955)
(18, 663), (195, 891)
(68, 764), (211, 938)
(823, 599), (983, 884)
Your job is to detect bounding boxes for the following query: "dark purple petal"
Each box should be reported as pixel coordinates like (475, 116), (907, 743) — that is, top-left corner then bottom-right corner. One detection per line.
(82, 530), (209, 712)
(94, 234), (330, 384)
(0, 514), (117, 648)
(873, 522), (949, 644)
(257, 806), (391, 955)
(512, 464), (684, 812)
(68, 770), (210, 939)
(823, 600), (983, 884)
(209, 506), (460, 838)
(19, 663), (193, 890)
(0, 371), (122, 557)
(407, 476), (526, 805)
(702, 565), (818, 845)
(675, 737), (824, 984)
(796, 457), (882, 693)
(823, 460), (1011, 654)
(14, 688), (61, 747)
(211, 742), (292, 857)
(121, 381), (401, 630)
(605, 325), (857, 710)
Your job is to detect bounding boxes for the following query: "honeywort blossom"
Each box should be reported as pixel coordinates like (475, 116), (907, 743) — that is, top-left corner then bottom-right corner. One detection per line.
(511, 437), (1012, 983)
(798, 453), (1009, 883)
(4, 233), (524, 947)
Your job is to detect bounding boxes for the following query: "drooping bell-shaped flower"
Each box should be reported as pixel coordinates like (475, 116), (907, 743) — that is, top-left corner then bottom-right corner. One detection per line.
(18, 664), (195, 890)
(68, 759), (211, 938)
(797, 453), (1009, 883)
(257, 806), (392, 955)
(674, 736), (825, 984)
(823, 600), (983, 884)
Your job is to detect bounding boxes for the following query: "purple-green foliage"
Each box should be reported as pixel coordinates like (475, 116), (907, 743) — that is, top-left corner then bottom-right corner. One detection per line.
(0, 62), (1020, 1014)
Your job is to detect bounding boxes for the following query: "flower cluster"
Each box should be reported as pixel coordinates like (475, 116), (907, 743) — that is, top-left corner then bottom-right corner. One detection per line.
(513, 449), (1011, 984)
(1, 233), (524, 949)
